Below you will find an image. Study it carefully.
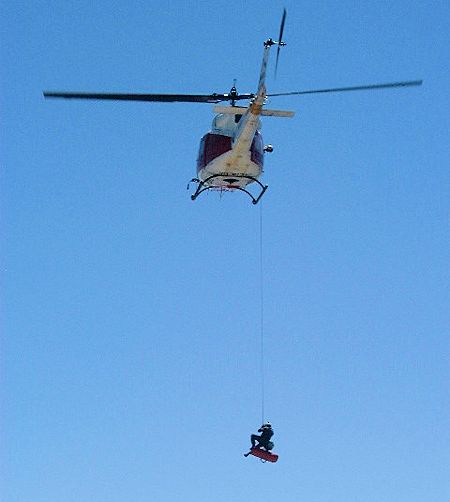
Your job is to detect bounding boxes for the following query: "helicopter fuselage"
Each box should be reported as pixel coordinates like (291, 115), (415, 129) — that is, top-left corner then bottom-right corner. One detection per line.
(196, 112), (264, 190)
(190, 38), (293, 203)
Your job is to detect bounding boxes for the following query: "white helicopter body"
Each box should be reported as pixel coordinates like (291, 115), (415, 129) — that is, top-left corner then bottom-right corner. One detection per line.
(43, 10), (421, 204)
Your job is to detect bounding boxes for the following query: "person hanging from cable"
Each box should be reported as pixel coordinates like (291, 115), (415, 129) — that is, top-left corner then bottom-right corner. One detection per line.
(244, 422), (274, 457)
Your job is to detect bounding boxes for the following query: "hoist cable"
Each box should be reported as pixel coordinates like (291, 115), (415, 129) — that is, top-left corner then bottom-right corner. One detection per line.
(259, 201), (265, 425)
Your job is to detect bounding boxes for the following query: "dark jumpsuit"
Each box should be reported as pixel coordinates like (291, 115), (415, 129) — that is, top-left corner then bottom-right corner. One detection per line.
(251, 425), (274, 450)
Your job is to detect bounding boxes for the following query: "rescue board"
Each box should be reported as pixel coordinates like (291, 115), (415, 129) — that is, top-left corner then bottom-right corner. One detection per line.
(247, 448), (279, 463)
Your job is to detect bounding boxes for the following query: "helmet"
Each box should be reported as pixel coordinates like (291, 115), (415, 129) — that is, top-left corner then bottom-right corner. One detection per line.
(262, 422), (271, 428)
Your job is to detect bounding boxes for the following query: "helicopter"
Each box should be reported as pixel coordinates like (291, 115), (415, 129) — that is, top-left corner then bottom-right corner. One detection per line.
(43, 10), (422, 204)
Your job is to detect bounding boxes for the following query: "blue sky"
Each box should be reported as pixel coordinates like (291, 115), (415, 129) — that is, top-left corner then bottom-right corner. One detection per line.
(2, 1), (449, 501)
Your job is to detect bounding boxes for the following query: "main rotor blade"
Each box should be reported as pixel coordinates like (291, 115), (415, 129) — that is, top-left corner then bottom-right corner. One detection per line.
(268, 80), (423, 97)
(275, 8), (287, 77)
(43, 91), (254, 103)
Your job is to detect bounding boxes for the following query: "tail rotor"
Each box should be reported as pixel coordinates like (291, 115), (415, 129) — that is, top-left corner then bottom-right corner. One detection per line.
(275, 8), (287, 77)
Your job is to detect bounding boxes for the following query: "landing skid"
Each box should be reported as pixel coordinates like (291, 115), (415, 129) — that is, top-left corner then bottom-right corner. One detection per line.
(189, 174), (268, 205)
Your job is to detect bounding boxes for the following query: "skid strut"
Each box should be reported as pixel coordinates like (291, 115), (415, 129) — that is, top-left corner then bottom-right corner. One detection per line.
(189, 174), (268, 205)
